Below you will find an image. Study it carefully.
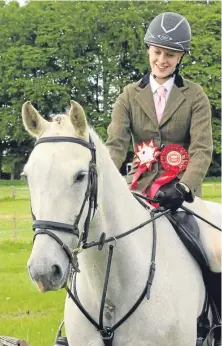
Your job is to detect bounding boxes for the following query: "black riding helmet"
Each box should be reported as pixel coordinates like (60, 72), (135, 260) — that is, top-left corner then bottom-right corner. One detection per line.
(144, 12), (191, 53)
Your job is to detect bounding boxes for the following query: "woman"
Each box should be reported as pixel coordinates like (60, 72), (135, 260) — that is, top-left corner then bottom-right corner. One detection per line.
(106, 12), (221, 344)
(106, 12), (212, 210)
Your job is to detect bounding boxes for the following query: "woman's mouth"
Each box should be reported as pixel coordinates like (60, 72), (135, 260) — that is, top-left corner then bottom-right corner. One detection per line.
(156, 65), (169, 71)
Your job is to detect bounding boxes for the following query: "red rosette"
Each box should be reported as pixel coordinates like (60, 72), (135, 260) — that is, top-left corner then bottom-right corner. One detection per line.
(148, 144), (189, 207)
(160, 144), (189, 172)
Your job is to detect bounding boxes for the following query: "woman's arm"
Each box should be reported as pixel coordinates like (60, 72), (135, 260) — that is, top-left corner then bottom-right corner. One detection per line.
(180, 85), (213, 200)
(106, 85), (132, 170)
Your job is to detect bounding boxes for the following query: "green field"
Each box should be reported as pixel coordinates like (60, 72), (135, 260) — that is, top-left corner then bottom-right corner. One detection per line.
(0, 242), (65, 345)
(0, 179), (221, 344)
(0, 182), (66, 345)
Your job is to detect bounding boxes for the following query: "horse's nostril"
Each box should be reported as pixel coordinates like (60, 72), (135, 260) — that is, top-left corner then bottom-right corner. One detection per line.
(52, 265), (62, 281)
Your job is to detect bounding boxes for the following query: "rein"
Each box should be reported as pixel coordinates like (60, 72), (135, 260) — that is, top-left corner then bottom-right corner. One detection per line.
(30, 135), (221, 346)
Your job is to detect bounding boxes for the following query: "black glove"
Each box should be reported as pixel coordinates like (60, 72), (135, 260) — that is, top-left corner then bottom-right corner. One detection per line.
(155, 183), (188, 212)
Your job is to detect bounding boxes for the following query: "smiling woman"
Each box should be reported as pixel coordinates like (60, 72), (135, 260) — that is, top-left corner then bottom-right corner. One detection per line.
(106, 12), (221, 344)
(147, 46), (183, 85)
(106, 11), (221, 273)
(106, 11), (208, 206)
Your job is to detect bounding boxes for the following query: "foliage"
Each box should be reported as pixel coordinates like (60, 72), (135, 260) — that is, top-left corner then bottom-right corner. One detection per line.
(0, 0), (221, 177)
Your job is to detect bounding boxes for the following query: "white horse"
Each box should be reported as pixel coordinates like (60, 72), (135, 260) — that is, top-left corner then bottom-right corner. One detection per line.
(22, 101), (220, 346)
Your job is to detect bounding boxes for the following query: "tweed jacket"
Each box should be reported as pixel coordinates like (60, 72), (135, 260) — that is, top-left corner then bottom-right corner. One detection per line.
(106, 74), (213, 199)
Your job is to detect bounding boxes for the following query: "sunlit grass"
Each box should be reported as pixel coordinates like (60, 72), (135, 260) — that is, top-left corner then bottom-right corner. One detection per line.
(0, 241), (65, 345)
(202, 183), (221, 203)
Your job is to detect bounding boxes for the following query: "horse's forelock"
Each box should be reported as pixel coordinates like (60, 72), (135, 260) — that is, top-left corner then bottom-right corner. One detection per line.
(51, 113), (68, 123)
(44, 113), (76, 136)
(38, 115), (112, 177)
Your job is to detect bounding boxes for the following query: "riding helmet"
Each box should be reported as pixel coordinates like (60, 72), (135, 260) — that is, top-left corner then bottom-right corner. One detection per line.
(144, 12), (191, 53)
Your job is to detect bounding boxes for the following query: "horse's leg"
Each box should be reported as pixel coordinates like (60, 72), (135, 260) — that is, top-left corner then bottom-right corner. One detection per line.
(184, 198), (221, 344)
(64, 297), (104, 346)
(170, 326), (197, 346)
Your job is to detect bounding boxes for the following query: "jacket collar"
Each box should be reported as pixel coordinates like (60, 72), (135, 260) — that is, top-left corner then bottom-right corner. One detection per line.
(135, 73), (188, 127)
(137, 73), (185, 89)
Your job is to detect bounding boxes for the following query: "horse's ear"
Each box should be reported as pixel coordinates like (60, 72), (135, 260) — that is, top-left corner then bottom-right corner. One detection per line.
(22, 101), (48, 137)
(69, 101), (88, 138)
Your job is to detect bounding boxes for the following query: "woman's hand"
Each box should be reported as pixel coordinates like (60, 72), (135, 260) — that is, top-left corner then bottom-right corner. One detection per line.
(155, 183), (189, 212)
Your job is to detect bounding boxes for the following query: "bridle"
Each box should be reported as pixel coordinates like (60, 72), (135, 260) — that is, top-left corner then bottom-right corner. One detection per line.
(32, 135), (98, 271)
(30, 135), (221, 346)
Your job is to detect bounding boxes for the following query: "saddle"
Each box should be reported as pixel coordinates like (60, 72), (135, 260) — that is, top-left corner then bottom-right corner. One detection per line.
(166, 211), (221, 346)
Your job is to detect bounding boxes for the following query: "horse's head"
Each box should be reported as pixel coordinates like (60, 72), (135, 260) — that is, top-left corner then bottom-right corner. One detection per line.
(22, 101), (96, 292)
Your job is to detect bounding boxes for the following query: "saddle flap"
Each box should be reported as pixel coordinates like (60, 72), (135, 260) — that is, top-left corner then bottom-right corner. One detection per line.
(166, 211), (209, 271)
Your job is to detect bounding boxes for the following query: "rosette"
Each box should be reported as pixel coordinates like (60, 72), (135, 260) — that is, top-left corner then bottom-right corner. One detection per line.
(130, 139), (160, 190)
(149, 144), (189, 207)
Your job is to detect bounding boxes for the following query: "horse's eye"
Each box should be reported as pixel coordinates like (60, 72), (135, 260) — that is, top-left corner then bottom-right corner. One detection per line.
(75, 172), (87, 183)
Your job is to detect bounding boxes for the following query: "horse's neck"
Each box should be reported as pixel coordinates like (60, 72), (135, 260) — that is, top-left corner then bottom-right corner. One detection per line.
(77, 154), (153, 312)
(93, 156), (149, 238)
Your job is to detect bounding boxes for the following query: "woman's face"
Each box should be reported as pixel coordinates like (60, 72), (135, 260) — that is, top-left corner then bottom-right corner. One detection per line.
(148, 45), (183, 84)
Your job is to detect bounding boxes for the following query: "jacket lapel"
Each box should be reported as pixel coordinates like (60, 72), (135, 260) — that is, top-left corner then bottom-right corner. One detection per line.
(135, 85), (158, 127)
(159, 82), (188, 127)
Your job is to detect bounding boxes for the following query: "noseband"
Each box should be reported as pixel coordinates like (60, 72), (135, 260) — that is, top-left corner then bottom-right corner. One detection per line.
(31, 135), (98, 271)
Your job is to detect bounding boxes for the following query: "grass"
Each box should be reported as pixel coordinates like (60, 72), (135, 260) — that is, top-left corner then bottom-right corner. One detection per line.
(0, 242), (65, 345)
(0, 180), (27, 187)
(0, 179), (221, 344)
(202, 183), (221, 203)
(0, 184), (66, 345)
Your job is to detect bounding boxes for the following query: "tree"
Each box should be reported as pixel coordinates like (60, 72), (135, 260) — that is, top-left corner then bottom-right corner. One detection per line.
(0, 0), (220, 177)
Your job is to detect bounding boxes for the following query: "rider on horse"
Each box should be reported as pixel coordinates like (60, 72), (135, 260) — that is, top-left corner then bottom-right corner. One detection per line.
(106, 12), (221, 345)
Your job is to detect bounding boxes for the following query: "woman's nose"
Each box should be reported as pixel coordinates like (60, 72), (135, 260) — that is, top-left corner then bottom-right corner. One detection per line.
(157, 54), (167, 64)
